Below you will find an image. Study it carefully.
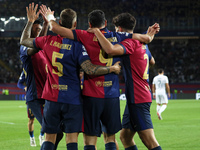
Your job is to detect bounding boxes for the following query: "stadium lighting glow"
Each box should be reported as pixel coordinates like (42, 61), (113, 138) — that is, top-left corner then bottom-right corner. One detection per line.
(1, 18), (5, 21)
(0, 16), (27, 25)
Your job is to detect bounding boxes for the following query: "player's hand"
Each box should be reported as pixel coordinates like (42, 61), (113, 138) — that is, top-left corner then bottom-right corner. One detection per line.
(112, 61), (121, 74)
(146, 23), (160, 42)
(87, 28), (99, 34)
(26, 2), (40, 23)
(24, 87), (27, 92)
(147, 23), (160, 35)
(40, 4), (55, 22)
(150, 23), (160, 34)
(40, 4), (49, 24)
(168, 93), (171, 98)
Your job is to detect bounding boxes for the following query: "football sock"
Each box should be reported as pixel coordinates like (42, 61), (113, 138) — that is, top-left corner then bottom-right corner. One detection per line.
(29, 131), (34, 137)
(53, 132), (63, 150)
(125, 145), (138, 150)
(84, 145), (96, 150)
(156, 105), (161, 113)
(151, 146), (162, 150)
(40, 141), (54, 150)
(67, 143), (78, 150)
(159, 105), (167, 115)
(105, 142), (116, 150)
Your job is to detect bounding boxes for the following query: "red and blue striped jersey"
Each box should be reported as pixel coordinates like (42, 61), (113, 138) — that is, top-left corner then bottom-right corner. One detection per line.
(33, 35), (90, 105)
(119, 39), (152, 104)
(20, 46), (47, 102)
(72, 28), (132, 98)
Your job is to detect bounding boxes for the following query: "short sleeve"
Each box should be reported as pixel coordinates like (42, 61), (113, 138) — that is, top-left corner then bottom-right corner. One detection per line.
(152, 78), (155, 84)
(120, 39), (135, 55)
(73, 29), (89, 43)
(20, 45), (28, 55)
(33, 36), (48, 51)
(76, 43), (90, 65)
(165, 76), (169, 83)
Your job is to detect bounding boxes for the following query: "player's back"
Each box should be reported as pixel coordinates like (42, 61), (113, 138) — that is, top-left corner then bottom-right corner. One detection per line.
(73, 28), (132, 98)
(34, 35), (89, 104)
(120, 38), (152, 104)
(153, 75), (168, 93)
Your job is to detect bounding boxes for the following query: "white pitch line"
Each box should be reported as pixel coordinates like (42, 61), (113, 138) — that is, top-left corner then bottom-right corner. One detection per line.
(19, 105), (26, 108)
(0, 121), (15, 125)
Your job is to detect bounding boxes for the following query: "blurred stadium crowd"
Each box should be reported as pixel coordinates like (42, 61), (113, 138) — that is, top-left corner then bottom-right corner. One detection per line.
(0, 0), (199, 84)
(0, 38), (199, 84)
(0, 0), (199, 18)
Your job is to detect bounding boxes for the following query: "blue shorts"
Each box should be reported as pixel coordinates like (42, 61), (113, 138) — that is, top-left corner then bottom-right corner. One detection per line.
(128, 103), (153, 131)
(122, 104), (133, 131)
(27, 99), (45, 125)
(42, 100), (83, 134)
(83, 96), (121, 137)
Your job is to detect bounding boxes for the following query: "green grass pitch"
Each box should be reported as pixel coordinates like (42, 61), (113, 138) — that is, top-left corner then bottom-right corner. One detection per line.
(0, 99), (200, 150)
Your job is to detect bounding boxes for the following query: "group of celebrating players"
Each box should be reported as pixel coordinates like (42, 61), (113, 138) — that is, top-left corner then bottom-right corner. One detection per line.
(18, 2), (162, 150)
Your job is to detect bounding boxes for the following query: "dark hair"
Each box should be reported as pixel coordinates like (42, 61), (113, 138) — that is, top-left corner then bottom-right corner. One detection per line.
(112, 13), (136, 31)
(60, 8), (77, 28)
(21, 19), (42, 33)
(33, 19), (42, 25)
(158, 68), (164, 74)
(88, 10), (106, 28)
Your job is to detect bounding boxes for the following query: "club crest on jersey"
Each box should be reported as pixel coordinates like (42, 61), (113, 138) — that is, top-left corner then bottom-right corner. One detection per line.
(142, 44), (147, 49)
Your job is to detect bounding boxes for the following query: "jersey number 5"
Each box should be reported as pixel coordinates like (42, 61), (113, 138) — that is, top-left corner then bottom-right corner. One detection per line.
(52, 51), (64, 77)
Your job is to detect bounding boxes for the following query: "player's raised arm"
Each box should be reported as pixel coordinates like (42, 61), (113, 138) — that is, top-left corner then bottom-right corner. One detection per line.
(132, 23), (160, 43)
(80, 60), (121, 75)
(39, 4), (49, 37)
(40, 4), (74, 39)
(20, 2), (39, 49)
(87, 28), (124, 56)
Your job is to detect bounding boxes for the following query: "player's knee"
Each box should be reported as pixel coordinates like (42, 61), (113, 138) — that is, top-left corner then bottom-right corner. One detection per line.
(138, 132), (159, 149)
(104, 133), (115, 143)
(29, 119), (34, 125)
(120, 132), (130, 145)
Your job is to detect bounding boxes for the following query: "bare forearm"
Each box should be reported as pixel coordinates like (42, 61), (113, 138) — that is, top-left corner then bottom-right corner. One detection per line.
(20, 21), (33, 44)
(94, 29), (114, 54)
(50, 20), (74, 39)
(166, 84), (170, 94)
(39, 22), (49, 36)
(81, 60), (113, 75)
(132, 33), (152, 44)
(152, 84), (155, 93)
(20, 21), (35, 48)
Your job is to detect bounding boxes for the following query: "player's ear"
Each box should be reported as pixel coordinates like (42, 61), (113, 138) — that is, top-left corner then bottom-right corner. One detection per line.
(73, 21), (77, 28)
(105, 20), (107, 27)
(89, 22), (92, 28)
(118, 26), (123, 32)
(59, 20), (61, 25)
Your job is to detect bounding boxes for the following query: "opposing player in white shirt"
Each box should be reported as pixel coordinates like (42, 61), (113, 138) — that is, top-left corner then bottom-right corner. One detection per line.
(152, 69), (170, 120)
